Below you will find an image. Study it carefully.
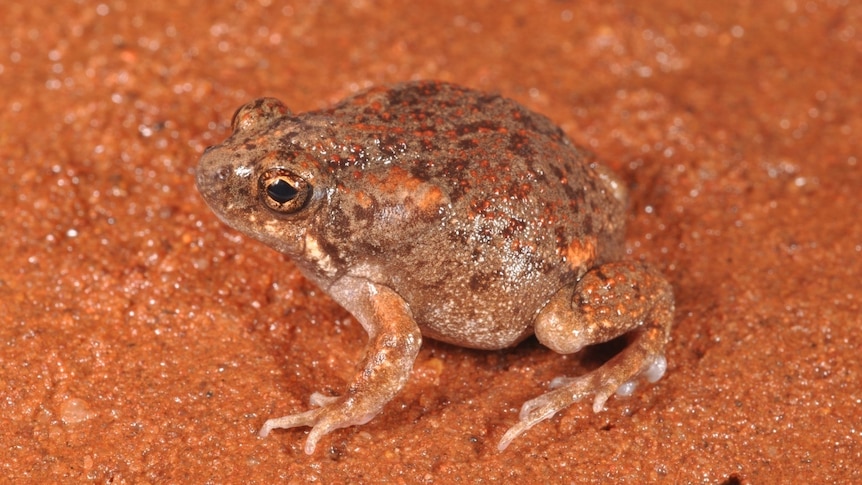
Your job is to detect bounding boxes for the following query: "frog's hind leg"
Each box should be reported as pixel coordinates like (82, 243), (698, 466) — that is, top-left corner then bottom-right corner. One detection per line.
(498, 261), (674, 451)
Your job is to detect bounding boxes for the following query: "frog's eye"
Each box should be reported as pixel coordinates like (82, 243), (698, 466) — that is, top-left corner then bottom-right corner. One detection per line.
(259, 168), (312, 214)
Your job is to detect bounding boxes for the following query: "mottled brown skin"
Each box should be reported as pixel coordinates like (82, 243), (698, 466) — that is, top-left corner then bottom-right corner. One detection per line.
(195, 81), (674, 454)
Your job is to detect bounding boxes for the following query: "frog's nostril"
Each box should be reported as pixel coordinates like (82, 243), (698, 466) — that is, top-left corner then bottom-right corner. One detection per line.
(203, 145), (217, 155)
(216, 167), (231, 180)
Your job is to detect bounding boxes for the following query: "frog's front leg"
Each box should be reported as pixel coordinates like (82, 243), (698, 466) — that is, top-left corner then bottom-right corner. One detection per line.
(259, 278), (421, 454)
(499, 261), (674, 450)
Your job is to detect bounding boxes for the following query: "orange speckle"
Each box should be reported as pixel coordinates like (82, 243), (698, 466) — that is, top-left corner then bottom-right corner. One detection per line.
(565, 236), (597, 269)
(354, 190), (374, 209)
(368, 166), (417, 192)
(364, 166), (448, 216)
(416, 185), (445, 212)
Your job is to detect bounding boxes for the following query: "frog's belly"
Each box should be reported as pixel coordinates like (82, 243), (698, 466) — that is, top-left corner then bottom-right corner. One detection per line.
(409, 281), (549, 350)
(394, 243), (571, 349)
(416, 306), (535, 350)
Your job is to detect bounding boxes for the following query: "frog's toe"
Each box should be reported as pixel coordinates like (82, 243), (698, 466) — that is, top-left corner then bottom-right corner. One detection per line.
(309, 391), (339, 407)
(643, 354), (668, 383)
(614, 353), (669, 397)
(258, 394), (382, 454)
(497, 379), (594, 451)
(303, 407), (378, 454)
(547, 372), (611, 411)
(497, 395), (557, 451)
(498, 351), (671, 450)
(258, 391), (335, 440)
(258, 408), (323, 439)
(614, 379), (638, 397)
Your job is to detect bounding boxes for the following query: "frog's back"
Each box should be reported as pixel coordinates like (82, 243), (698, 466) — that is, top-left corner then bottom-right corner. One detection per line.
(325, 81), (575, 176)
(308, 81), (627, 348)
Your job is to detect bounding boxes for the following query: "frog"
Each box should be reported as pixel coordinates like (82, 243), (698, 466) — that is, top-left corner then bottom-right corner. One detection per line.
(195, 80), (674, 454)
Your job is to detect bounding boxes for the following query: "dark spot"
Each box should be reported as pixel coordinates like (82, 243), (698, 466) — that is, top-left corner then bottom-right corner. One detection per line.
(581, 212), (593, 234)
(476, 94), (503, 107)
(386, 81), (442, 107)
(507, 131), (533, 157)
(326, 442), (347, 461)
(350, 201), (376, 227)
(561, 182), (583, 203)
(594, 267), (610, 282)
(379, 134), (407, 157)
(315, 237), (346, 271)
(458, 138), (478, 149)
(719, 475), (743, 485)
(468, 273), (491, 292)
(408, 108), (438, 125)
(501, 217), (527, 240)
(510, 107), (566, 142)
(454, 120), (500, 137)
(554, 226), (567, 247)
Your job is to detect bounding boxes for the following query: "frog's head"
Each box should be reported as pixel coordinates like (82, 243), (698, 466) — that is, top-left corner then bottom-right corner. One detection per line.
(196, 98), (336, 271)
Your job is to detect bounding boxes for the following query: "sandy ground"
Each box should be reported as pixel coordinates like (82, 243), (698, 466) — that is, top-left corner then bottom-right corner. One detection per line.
(2, 1), (860, 483)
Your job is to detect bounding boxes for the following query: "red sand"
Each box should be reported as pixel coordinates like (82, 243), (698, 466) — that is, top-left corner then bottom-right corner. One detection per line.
(2, 1), (859, 482)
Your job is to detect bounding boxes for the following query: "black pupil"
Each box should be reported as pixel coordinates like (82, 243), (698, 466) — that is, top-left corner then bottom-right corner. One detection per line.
(266, 179), (298, 204)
